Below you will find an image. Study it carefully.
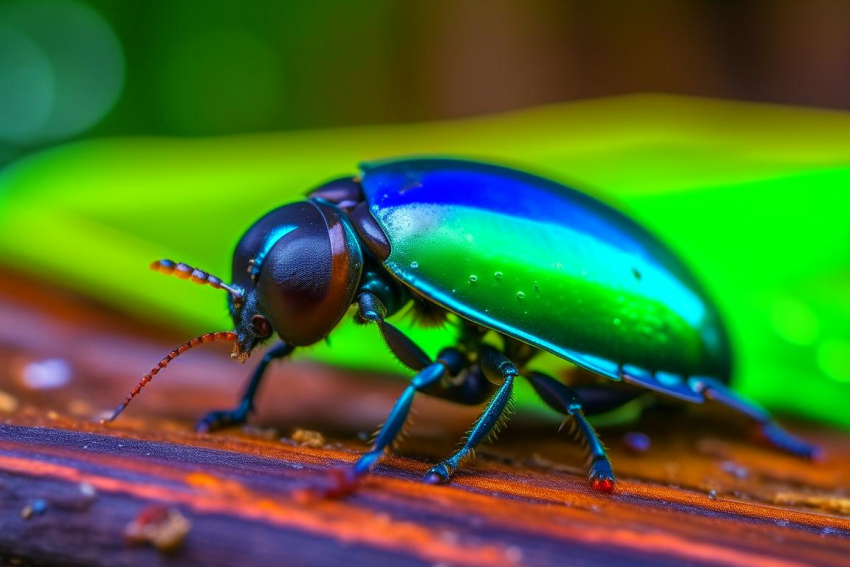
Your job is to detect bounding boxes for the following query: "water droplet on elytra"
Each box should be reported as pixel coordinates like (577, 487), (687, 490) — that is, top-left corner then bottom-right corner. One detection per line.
(468, 275), (478, 284)
(494, 271), (503, 279)
(410, 261), (419, 269)
(516, 291), (525, 300)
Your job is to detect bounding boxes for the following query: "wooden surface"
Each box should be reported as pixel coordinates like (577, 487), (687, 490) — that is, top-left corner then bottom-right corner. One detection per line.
(0, 267), (849, 567)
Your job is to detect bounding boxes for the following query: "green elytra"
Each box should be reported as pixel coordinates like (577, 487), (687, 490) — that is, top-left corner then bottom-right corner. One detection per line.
(360, 158), (731, 401)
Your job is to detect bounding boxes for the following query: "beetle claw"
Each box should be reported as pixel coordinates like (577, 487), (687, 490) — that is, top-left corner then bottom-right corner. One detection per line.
(423, 464), (451, 484)
(423, 472), (445, 485)
(588, 456), (616, 493)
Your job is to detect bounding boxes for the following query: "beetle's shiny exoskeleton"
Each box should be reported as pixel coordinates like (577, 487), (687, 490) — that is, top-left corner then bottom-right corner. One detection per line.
(106, 157), (820, 494)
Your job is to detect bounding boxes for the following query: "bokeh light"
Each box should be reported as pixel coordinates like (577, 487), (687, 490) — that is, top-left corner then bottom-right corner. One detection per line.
(0, 25), (55, 142)
(0, 0), (123, 145)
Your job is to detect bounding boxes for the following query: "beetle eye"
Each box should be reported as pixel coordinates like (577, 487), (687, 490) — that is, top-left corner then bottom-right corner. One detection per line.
(251, 315), (272, 338)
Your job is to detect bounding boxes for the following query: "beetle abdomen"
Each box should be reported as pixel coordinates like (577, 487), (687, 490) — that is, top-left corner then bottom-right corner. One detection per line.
(360, 158), (732, 400)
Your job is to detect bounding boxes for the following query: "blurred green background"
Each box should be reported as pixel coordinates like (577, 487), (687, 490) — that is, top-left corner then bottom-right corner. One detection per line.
(0, 0), (848, 426)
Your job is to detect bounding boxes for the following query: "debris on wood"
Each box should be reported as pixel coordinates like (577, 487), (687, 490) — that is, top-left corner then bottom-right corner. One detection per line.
(125, 505), (192, 554)
(291, 428), (326, 448)
(20, 499), (48, 519)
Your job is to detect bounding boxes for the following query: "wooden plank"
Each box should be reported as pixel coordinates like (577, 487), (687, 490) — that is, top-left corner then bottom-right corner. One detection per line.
(1, 268), (849, 566)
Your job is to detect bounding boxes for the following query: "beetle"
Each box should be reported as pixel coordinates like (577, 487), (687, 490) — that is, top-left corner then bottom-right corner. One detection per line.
(104, 157), (820, 494)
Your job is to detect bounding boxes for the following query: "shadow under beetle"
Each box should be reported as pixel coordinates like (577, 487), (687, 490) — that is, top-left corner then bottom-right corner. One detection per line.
(105, 157), (820, 494)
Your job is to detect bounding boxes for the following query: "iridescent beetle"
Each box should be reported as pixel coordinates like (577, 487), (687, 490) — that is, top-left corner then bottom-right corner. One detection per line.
(105, 157), (820, 493)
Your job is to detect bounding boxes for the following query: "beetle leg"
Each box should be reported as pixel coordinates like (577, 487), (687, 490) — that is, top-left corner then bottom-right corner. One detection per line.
(424, 346), (517, 485)
(526, 371), (616, 492)
(357, 291), (431, 370)
(359, 348), (466, 469)
(689, 377), (823, 460)
(195, 342), (294, 433)
(305, 348), (465, 499)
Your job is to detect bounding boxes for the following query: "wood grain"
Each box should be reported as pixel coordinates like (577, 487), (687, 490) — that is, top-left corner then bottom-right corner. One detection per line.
(0, 268), (848, 567)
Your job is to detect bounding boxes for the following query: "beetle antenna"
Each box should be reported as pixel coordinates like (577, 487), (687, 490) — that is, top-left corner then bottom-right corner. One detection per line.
(100, 331), (238, 424)
(151, 259), (243, 301)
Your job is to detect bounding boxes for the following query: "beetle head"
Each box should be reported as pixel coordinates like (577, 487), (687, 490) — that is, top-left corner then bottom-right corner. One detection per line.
(147, 201), (363, 362)
(109, 200), (363, 422)
(229, 200), (364, 358)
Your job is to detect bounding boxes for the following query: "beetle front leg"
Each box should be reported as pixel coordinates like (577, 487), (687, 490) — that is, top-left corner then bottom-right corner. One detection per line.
(424, 345), (517, 484)
(354, 348), (466, 474)
(196, 342), (294, 433)
(313, 348), (466, 498)
(689, 377), (823, 460)
(526, 371), (616, 492)
(357, 291), (431, 370)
